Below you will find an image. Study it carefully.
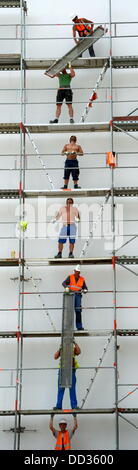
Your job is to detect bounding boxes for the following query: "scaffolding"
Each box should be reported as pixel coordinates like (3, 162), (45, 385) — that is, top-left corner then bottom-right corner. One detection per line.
(0, 0), (138, 451)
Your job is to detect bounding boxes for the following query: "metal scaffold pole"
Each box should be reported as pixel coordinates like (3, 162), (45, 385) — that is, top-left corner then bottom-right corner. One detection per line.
(16, 0), (27, 450)
(109, 0), (119, 450)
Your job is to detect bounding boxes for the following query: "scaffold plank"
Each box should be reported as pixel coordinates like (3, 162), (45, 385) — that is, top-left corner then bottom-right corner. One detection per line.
(0, 54), (21, 70)
(26, 57), (108, 70)
(25, 257), (113, 266)
(24, 187), (138, 198)
(0, 259), (19, 266)
(0, 408), (138, 416)
(0, 121), (138, 134)
(0, 187), (138, 199)
(60, 293), (74, 387)
(0, 56), (138, 71)
(25, 188), (110, 198)
(0, 0), (26, 7)
(45, 27), (105, 77)
(0, 256), (138, 267)
(0, 190), (19, 199)
(117, 329), (138, 336)
(0, 408), (115, 416)
(113, 116), (138, 132)
(0, 330), (138, 339)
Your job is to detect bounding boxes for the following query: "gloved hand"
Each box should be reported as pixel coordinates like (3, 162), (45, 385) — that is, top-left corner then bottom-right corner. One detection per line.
(65, 287), (70, 293)
(67, 61), (71, 69)
(76, 218), (80, 223)
(83, 289), (88, 294)
(51, 218), (57, 223)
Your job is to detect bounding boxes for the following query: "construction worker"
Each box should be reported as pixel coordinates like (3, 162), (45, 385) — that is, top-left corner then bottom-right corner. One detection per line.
(53, 341), (81, 410)
(53, 198), (80, 258)
(49, 416), (78, 450)
(70, 14), (95, 57)
(61, 135), (84, 189)
(45, 66), (75, 124)
(62, 265), (88, 330)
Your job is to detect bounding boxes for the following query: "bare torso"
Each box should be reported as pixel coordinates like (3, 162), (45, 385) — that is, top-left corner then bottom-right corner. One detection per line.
(63, 142), (83, 160)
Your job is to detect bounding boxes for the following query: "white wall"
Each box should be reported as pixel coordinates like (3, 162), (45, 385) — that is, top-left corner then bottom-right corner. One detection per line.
(0, 0), (138, 450)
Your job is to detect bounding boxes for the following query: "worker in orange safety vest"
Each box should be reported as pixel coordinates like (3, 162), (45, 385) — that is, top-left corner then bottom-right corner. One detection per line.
(70, 13), (95, 57)
(62, 264), (88, 330)
(49, 416), (78, 450)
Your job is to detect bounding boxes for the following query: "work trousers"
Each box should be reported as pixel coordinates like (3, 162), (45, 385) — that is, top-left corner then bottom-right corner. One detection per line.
(74, 292), (83, 329)
(56, 369), (77, 409)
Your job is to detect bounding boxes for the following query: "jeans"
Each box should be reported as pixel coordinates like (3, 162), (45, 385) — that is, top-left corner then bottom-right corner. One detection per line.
(56, 369), (77, 409)
(74, 292), (83, 329)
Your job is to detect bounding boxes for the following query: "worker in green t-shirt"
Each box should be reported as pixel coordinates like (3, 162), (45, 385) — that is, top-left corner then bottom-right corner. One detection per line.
(47, 66), (75, 124)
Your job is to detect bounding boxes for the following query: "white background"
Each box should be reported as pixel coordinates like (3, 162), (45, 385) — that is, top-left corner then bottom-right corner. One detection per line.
(0, 0), (138, 450)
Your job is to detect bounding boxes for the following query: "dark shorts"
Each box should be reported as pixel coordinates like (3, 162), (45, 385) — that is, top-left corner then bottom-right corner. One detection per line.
(58, 223), (76, 244)
(64, 159), (79, 181)
(56, 88), (73, 104)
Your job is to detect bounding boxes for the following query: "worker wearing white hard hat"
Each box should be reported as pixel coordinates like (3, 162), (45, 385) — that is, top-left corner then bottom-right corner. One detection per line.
(62, 267), (88, 330)
(49, 414), (78, 450)
(70, 13), (78, 21)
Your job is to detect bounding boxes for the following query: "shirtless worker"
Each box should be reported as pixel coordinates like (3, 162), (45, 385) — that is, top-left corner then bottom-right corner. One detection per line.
(61, 135), (84, 189)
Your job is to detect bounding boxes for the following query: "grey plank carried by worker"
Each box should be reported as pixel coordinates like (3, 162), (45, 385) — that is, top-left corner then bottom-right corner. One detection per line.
(46, 26), (105, 78)
(59, 292), (74, 388)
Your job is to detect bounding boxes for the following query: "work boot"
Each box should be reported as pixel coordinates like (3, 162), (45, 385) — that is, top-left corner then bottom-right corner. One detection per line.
(70, 118), (74, 123)
(54, 252), (62, 258)
(77, 327), (84, 330)
(49, 119), (58, 124)
(74, 184), (81, 189)
(68, 252), (74, 258)
(61, 185), (68, 189)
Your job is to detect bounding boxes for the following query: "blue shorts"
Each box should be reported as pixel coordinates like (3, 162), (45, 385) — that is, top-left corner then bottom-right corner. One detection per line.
(58, 223), (76, 244)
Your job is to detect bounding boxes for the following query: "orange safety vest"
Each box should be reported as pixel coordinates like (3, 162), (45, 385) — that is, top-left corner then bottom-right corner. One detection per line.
(69, 274), (84, 291)
(75, 18), (93, 37)
(55, 430), (71, 451)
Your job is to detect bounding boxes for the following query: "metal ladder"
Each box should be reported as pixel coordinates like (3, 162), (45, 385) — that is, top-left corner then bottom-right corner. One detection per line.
(59, 292), (74, 388)
(45, 26), (106, 78)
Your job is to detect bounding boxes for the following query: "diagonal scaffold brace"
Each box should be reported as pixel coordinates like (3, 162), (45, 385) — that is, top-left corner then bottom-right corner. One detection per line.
(80, 60), (108, 122)
(24, 263), (57, 331)
(20, 123), (55, 190)
(80, 332), (113, 408)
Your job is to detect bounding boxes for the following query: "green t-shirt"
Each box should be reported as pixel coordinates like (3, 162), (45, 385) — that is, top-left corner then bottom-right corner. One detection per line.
(59, 73), (72, 88)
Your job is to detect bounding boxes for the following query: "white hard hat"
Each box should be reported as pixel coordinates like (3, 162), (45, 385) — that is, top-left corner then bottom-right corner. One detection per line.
(59, 419), (67, 425)
(74, 264), (80, 272)
(70, 13), (78, 21)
